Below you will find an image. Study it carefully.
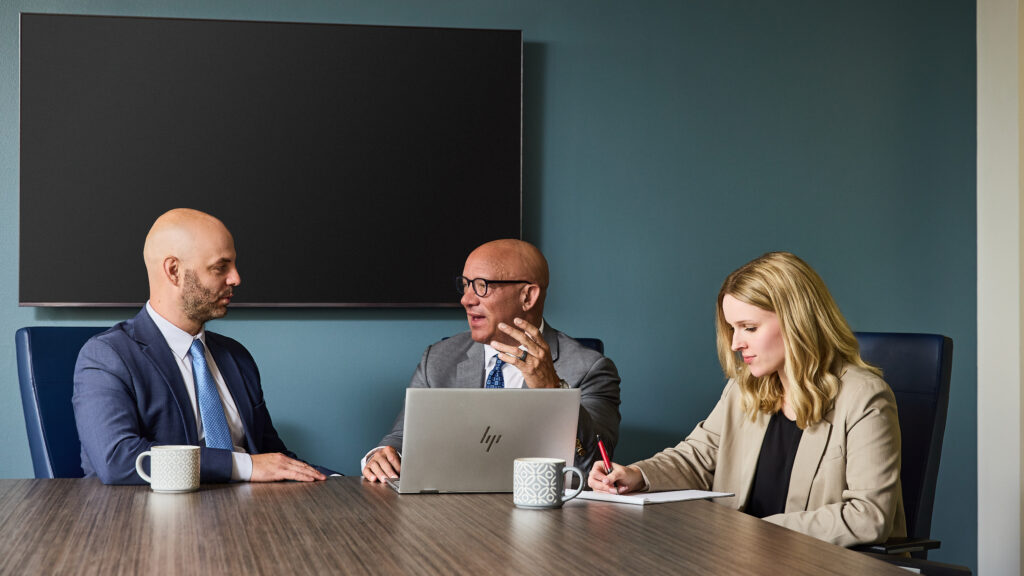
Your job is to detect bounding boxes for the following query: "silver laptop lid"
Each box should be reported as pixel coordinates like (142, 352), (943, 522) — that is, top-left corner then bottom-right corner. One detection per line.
(396, 388), (580, 493)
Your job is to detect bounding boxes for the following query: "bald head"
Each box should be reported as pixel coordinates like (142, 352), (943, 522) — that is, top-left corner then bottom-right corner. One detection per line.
(467, 239), (549, 290)
(144, 209), (228, 274)
(144, 208), (240, 334)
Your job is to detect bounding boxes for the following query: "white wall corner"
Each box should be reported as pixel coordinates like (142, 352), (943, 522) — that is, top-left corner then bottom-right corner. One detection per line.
(978, 0), (1023, 574)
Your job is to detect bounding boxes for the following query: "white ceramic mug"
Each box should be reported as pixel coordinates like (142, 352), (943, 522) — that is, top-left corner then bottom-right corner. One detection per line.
(513, 457), (585, 509)
(135, 445), (200, 493)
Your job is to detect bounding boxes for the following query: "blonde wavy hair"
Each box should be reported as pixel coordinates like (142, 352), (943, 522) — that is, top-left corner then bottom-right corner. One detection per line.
(715, 252), (879, 429)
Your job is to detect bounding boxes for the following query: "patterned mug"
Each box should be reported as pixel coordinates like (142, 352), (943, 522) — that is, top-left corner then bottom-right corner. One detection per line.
(513, 457), (585, 509)
(135, 445), (200, 493)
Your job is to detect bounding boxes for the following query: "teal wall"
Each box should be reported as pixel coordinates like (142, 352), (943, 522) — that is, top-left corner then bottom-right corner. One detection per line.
(0, 0), (977, 569)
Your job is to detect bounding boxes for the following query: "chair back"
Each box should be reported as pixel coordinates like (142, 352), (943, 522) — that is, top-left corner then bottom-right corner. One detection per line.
(15, 326), (109, 478)
(575, 338), (604, 355)
(854, 332), (952, 540)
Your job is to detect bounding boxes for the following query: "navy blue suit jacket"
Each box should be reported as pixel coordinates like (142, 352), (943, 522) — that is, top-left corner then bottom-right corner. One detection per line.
(72, 308), (304, 484)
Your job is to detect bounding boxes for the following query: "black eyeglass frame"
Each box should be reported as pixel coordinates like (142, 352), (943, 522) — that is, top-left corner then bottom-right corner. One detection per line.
(455, 276), (532, 298)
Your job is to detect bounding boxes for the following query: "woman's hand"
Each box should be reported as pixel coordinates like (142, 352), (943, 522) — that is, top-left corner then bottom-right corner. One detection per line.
(588, 461), (645, 494)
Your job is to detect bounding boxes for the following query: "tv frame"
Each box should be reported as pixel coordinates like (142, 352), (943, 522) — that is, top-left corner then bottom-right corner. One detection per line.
(19, 13), (523, 308)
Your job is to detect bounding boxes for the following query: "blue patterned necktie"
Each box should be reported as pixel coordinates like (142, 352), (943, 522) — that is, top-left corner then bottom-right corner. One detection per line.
(485, 356), (506, 388)
(190, 339), (233, 450)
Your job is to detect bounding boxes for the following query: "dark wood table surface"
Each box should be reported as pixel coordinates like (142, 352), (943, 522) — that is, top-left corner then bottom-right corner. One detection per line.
(0, 477), (911, 575)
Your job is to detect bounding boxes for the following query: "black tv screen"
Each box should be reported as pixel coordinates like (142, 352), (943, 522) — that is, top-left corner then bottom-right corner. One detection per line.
(20, 14), (522, 307)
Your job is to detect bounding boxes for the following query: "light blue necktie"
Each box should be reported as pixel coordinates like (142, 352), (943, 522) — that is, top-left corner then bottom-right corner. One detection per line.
(485, 356), (506, 389)
(190, 339), (233, 450)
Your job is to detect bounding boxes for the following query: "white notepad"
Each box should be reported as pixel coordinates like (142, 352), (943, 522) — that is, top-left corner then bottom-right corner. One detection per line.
(574, 489), (734, 505)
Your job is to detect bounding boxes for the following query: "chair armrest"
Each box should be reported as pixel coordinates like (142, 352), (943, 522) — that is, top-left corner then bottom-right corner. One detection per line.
(861, 552), (972, 576)
(851, 536), (941, 555)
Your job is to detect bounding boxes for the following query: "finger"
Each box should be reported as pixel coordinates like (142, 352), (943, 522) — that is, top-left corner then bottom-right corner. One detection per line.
(385, 452), (402, 474)
(293, 471), (320, 482)
(362, 448), (390, 481)
(286, 456), (325, 479)
(496, 322), (533, 350)
(366, 462), (388, 483)
(287, 466), (318, 482)
(604, 465), (628, 484)
(588, 462), (613, 488)
(362, 465), (378, 482)
(300, 466), (326, 481)
(373, 456), (398, 479)
(377, 451), (400, 476)
(602, 477), (621, 494)
(490, 339), (531, 364)
(281, 458), (322, 482)
(588, 464), (619, 491)
(589, 472), (618, 493)
(512, 317), (546, 347)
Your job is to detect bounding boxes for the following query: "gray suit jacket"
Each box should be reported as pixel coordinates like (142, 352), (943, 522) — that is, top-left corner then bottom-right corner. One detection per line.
(379, 324), (621, 472)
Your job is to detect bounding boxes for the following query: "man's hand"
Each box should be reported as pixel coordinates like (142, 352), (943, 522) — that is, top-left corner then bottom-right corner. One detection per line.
(491, 318), (560, 389)
(362, 446), (402, 482)
(250, 452), (326, 482)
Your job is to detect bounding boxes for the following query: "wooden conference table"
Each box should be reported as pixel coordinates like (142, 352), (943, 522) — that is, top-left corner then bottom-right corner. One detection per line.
(0, 477), (910, 575)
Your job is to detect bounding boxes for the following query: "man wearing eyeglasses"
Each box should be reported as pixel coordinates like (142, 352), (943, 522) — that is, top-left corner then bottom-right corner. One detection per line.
(362, 239), (621, 482)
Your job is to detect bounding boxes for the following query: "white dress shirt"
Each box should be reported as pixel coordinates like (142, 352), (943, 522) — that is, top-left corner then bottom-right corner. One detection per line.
(146, 302), (253, 480)
(482, 343), (525, 389)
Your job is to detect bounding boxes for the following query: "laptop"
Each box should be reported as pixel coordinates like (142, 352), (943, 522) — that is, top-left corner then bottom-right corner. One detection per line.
(386, 388), (580, 494)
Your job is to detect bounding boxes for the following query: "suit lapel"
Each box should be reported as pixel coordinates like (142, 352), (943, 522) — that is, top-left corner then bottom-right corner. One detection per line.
(131, 308), (198, 443)
(457, 341), (485, 387)
(786, 412), (834, 512)
(736, 410), (771, 508)
(542, 321), (560, 363)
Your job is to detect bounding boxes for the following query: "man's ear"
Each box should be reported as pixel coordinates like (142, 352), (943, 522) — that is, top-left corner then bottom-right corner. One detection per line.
(521, 284), (541, 312)
(163, 257), (181, 287)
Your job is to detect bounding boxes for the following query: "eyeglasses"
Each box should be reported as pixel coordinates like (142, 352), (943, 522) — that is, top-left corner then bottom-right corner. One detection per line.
(455, 276), (531, 298)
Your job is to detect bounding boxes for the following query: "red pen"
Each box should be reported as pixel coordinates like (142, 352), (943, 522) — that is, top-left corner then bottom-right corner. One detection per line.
(596, 434), (618, 492)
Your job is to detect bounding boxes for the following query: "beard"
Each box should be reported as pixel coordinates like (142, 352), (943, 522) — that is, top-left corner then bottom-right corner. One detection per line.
(182, 269), (231, 325)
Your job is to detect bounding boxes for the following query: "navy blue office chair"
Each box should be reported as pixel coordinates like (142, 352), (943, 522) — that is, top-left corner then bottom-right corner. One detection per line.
(574, 337), (604, 355)
(16, 326), (108, 479)
(853, 332), (953, 560)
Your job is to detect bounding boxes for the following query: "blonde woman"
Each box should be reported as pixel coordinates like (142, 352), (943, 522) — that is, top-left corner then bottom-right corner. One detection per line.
(590, 252), (906, 547)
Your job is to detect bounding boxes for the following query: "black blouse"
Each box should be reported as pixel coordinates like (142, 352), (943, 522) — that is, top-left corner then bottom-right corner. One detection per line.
(746, 411), (803, 518)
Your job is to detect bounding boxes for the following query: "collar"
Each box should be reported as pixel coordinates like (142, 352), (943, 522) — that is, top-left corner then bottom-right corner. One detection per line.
(145, 301), (207, 361)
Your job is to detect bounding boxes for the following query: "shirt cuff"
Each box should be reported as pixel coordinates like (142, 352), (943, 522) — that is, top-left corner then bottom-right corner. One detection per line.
(232, 452), (253, 481)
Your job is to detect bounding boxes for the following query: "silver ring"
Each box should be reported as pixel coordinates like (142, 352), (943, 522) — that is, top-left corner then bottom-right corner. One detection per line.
(518, 349), (528, 362)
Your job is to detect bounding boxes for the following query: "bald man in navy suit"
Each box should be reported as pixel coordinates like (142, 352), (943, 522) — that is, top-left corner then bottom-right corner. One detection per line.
(73, 208), (328, 484)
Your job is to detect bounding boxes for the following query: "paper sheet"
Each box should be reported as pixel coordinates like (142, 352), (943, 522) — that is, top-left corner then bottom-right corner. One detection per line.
(573, 489), (734, 505)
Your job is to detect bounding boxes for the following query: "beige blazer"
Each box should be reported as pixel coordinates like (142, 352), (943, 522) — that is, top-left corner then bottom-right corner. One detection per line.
(634, 365), (906, 547)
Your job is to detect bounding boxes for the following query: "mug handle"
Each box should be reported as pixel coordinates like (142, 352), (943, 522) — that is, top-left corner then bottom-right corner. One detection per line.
(135, 451), (153, 484)
(561, 466), (585, 503)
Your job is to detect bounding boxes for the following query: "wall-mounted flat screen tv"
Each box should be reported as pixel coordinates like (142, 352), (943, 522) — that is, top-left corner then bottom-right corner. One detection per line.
(20, 13), (522, 307)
